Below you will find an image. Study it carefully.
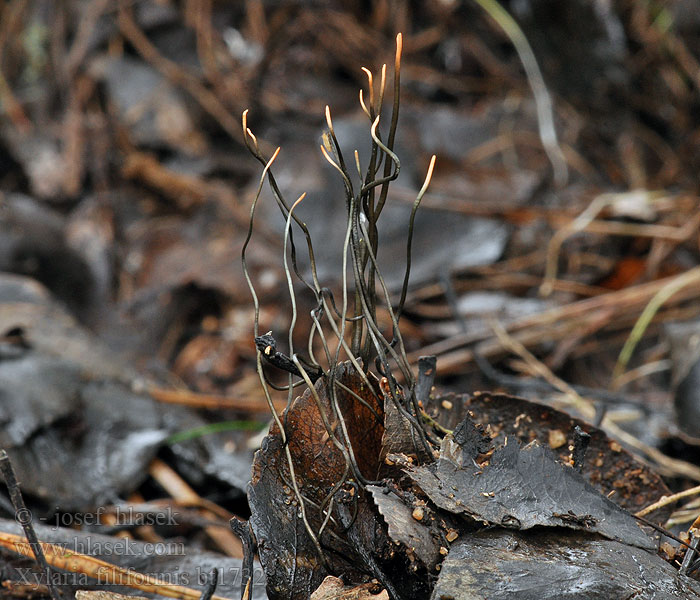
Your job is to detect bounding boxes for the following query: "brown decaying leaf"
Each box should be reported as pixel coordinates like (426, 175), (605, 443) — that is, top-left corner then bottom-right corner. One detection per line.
(248, 362), (385, 600)
(310, 576), (388, 600)
(273, 362), (385, 498)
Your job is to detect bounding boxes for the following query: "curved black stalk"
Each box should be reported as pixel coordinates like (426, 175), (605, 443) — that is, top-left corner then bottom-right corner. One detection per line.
(241, 33), (439, 586)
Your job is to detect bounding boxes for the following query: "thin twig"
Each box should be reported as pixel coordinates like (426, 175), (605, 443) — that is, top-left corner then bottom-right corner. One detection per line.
(636, 484), (700, 518)
(229, 518), (255, 600)
(632, 514), (694, 551)
(0, 450), (62, 600)
(540, 190), (675, 296)
(412, 268), (700, 373)
(488, 318), (595, 417)
(117, 1), (243, 145)
(485, 319), (700, 481)
(199, 569), (219, 600)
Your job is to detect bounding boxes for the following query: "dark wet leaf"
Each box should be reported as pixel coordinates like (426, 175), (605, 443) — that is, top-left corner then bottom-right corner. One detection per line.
(249, 446), (325, 600)
(405, 417), (654, 550)
(4, 376), (168, 509)
(0, 274), (134, 380)
(429, 391), (671, 520)
(367, 485), (441, 571)
(0, 355), (80, 448)
(0, 275), (223, 509)
(125, 213), (279, 305)
(65, 195), (116, 313)
(452, 414), (491, 457)
(432, 530), (700, 600)
(0, 134), (68, 201)
(379, 384), (433, 471)
(334, 495), (431, 600)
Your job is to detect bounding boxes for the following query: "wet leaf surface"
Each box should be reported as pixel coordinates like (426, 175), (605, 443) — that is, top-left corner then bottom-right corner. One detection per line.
(367, 485), (441, 571)
(379, 386), (433, 471)
(428, 391), (671, 520)
(0, 272), (256, 508)
(432, 529), (700, 600)
(0, 195), (96, 316)
(405, 416), (654, 549)
(0, 355), (80, 448)
(0, 274), (134, 380)
(165, 412), (256, 497)
(96, 56), (206, 154)
(4, 374), (168, 510)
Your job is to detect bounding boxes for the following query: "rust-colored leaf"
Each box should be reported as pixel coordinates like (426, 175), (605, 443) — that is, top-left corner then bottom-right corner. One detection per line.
(248, 362), (384, 600)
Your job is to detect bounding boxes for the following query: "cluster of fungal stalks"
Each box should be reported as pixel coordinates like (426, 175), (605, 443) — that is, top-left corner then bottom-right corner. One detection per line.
(241, 33), (437, 569)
